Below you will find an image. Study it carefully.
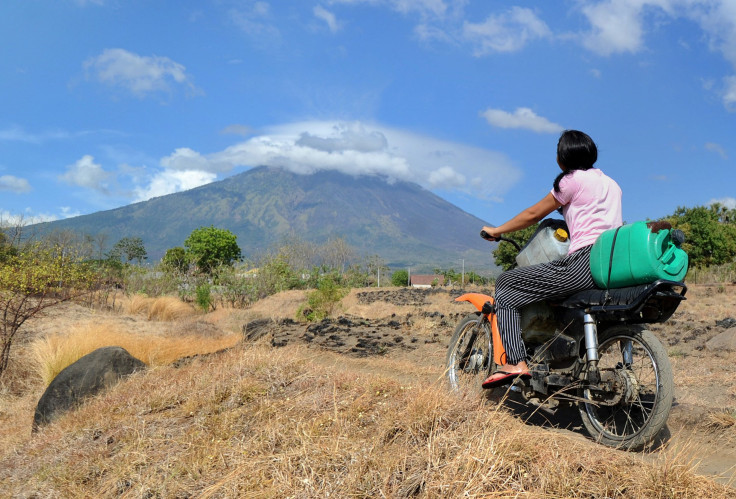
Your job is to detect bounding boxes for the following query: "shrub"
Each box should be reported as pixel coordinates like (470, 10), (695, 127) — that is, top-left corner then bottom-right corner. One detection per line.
(299, 274), (349, 321)
(0, 243), (98, 378)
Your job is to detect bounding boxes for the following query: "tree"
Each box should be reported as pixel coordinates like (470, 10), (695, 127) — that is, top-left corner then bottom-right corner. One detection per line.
(665, 204), (736, 268)
(0, 244), (97, 378)
(391, 269), (409, 287)
(162, 246), (190, 274)
(492, 223), (539, 271)
(110, 237), (148, 264)
(184, 226), (242, 274)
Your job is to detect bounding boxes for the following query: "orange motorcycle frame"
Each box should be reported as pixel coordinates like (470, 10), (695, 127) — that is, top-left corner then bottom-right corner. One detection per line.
(454, 293), (507, 366)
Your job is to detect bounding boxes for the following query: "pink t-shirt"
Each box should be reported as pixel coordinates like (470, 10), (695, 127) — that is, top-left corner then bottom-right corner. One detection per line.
(551, 168), (622, 254)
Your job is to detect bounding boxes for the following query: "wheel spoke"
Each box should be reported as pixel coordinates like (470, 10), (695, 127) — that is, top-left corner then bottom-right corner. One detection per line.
(578, 331), (670, 447)
(446, 316), (492, 392)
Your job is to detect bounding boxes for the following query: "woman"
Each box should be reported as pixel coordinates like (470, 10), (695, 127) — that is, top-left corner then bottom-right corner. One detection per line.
(481, 130), (622, 388)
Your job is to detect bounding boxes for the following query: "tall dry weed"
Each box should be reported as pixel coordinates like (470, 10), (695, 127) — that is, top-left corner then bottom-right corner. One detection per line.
(31, 321), (241, 385)
(123, 294), (196, 321)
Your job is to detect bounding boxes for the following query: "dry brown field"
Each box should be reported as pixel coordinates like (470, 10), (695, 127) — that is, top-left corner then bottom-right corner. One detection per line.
(0, 284), (735, 497)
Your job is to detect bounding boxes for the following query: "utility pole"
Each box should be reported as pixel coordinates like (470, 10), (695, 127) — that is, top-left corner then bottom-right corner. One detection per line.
(460, 259), (465, 287)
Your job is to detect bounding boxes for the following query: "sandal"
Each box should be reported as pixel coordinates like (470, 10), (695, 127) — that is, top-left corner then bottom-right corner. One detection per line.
(482, 370), (531, 389)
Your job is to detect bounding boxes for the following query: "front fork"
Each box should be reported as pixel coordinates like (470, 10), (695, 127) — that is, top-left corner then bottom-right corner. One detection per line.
(583, 313), (601, 384)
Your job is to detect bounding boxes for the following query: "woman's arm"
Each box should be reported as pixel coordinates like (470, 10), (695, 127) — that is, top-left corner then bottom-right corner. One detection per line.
(482, 192), (561, 239)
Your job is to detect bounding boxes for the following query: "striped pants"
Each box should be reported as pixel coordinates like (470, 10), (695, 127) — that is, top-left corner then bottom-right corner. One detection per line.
(494, 245), (596, 364)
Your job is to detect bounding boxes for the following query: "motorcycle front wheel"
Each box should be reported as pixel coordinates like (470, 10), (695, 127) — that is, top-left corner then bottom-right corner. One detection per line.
(446, 313), (494, 392)
(577, 325), (674, 451)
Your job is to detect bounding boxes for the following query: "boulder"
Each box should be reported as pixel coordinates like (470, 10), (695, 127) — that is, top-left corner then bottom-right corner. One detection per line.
(33, 346), (146, 431)
(705, 327), (736, 352)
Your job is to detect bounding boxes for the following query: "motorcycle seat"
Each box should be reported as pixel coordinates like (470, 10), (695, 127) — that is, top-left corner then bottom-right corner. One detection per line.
(555, 279), (687, 323)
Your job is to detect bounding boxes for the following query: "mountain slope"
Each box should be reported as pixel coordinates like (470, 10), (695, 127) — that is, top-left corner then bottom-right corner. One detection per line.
(35, 167), (496, 271)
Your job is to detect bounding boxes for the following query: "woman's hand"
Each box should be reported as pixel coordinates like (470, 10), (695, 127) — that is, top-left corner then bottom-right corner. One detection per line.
(481, 226), (501, 241)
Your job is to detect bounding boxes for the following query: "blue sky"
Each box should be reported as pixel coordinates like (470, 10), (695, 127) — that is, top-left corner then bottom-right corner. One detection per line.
(1, 0), (735, 231)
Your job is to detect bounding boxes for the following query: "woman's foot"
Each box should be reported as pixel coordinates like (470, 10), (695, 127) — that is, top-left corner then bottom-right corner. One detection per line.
(482, 362), (530, 389)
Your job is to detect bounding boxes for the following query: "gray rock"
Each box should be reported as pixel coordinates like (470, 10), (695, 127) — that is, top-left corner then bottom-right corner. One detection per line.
(33, 346), (146, 430)
(705, 327), (736, 352)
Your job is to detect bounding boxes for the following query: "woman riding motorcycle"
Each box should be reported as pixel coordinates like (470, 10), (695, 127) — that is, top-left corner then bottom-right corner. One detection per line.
(481, 130), (622, 388)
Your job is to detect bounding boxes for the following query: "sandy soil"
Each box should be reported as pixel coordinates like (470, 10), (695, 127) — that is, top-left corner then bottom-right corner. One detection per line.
(14, 283), (736, 487)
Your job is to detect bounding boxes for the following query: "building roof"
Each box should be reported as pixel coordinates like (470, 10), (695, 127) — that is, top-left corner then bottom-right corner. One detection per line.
(410, 274), (445, 286)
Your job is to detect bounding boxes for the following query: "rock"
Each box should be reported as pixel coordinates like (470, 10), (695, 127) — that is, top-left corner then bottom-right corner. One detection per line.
(705, 327), (736, 352)
(33, 346), (146, 431)
(716, 317), (736, 329)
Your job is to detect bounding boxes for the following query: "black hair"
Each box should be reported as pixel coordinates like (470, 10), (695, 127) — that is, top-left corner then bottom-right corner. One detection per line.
(553, 130), (598, 192)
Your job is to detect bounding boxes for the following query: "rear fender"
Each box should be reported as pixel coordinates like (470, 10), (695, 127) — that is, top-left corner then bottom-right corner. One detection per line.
(455, 293), (507, 365)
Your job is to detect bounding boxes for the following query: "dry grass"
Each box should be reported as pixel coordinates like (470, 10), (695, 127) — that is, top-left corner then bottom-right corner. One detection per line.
(2, 342), (733, 498)
(31, 320), (242, 385)
(123, 294), (196, 321)
(704, 411), (736, 430)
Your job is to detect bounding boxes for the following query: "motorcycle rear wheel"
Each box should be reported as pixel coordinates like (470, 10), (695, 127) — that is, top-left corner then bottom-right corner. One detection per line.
(446, 313), (494, 392)
(577, 325), (673, 451)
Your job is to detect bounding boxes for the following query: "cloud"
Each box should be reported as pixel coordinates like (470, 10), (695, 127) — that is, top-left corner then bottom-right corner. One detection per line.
(0, 125), (71, 143)
(462, 7), (551, 54)
(160, 147), (232, 173)
(0, 175), (32, 193)
(59, 155), (113, 193)
(131, 121), (521, 203)
(221, 124), (256, 137)
(705, 142), (728, 159)
(229, 2), (281, 39)
(206, 120), (520, 197)
(723, 75), (736, 110)
(134, 169), (217, 202)
(314, 5), (341, 32)
(84, 48), (198, 98)
(480, 107), (564, 133)
(579, 0), (649, 56)
(709, 197), (736, 209)
(329, 0), (448, 19)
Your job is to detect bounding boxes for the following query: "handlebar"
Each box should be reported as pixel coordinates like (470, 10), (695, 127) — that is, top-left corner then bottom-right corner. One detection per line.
(480, 230), (522, 251)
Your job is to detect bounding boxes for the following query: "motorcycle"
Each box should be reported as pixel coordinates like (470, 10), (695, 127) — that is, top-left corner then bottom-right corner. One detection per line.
(445, 230), (687, 451)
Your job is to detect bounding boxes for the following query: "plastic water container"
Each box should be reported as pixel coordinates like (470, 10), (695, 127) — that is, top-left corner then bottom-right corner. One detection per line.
(589, 221), (688, 288)
(515, 219), (571, 267)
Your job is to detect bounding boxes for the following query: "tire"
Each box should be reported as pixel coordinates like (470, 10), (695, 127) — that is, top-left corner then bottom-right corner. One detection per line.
(577, 325), (674, 451)
(446, 313), (494, 392)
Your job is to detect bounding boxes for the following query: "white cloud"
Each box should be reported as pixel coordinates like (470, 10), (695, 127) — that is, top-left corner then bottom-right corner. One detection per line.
(59, 155), (113, 193)
(329, 0), (448, 19)
(428, 166), (465, 188)
(709, 197), (736, 209)
(480, 107), (563, 134)
(0, 126), (71, 143)
(579, 0), (650, 55)
(160, 148), (232, 173)
(462, 7), (551, 55)
(705, 142), (728, 159)
(229, 2), (281, 39)
(723, 75), (736, 110)
(0, 210), (58, 226)
(0, 175), (31, 193)
(221, 124), (256, 137)
(133, 121), (520, 203)
(134, 169), (217, 202)
(314, 6), (341, 32)
(84, 48), (197, 98)
(207, 120), (520, 198)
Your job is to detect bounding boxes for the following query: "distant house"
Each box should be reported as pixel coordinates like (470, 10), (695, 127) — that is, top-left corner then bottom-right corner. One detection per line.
(410, 274), (445, 288)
